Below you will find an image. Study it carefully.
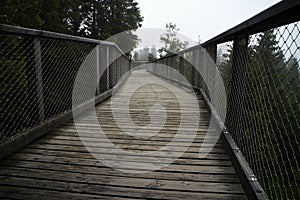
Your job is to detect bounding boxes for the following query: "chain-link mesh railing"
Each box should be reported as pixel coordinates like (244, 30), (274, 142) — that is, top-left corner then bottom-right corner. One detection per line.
(147, 47), (226, 122)
(148, 2), (300, 199)
(131, 61), (147, 70)
(0, 24), (131, 144)
(223, 22), (300, 200)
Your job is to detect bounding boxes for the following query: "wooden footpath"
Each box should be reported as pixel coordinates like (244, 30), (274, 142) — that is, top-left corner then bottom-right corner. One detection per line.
(0, 70), (246, 199)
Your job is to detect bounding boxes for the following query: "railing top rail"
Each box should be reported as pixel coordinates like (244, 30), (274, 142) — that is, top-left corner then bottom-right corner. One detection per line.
(132, 60), (148, 63)
(1, 24), (102, 44)
(0, 24), (130, 60)
(176, 0), (300, 55)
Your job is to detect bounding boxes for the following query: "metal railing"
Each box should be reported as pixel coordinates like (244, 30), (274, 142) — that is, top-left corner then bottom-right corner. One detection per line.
(131, 60), (148, 70)
(148, 1), (300, 199)
(0, 24), (131, 157)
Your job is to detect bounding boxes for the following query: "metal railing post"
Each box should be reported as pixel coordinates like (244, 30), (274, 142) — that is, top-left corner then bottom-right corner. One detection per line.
(206, 44), (217, 100)
(166, 57), (169, 77)
(198, 47), (206, 92)
(179, 54), (184, 82)
(34, 38), (45, 121)
(226, 37), (248, 138)
(170, 56), (174, 79)
(112, 48), (116, 87)
(108, 46), (114, 89)
(191, 50), (196, 87)
(96, 45), (100, 96)
(206, 45), (217, 63)
(106, 46), (110, 91)
(194, 49), (200, 89)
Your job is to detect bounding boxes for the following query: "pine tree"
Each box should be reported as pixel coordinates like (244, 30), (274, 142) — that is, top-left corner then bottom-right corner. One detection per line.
(0, 0), (143, 48)
(159, 23), (188, 57)
(82, 0), (143, 52)
(0, 0), (42, 29)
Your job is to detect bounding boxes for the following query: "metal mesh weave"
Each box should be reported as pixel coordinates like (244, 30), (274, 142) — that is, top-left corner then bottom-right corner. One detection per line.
(0, 29), (131, 143)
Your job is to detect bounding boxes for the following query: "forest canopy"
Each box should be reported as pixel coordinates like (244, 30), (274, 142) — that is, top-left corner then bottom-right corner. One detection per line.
(0, 0), (143, 51)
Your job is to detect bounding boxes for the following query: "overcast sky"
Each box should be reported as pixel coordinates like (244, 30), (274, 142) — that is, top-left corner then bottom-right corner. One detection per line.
(136, 0), (281, 44)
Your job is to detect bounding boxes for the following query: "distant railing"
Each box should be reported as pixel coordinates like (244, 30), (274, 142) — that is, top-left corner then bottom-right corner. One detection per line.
(0, 24), (131, 156)
(148, 1), (300, 199)
(131, 60), (148, 70)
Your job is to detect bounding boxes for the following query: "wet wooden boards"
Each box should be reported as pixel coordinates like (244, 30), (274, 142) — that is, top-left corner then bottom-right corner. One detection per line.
(0, 70), (246, 199)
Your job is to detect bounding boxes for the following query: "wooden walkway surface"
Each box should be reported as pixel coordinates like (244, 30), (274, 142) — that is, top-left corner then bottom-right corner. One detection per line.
(0, 70), (246, 199)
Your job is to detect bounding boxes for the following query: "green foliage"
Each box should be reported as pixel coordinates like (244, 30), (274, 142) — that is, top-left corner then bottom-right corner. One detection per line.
(0, 0), (42, 29)
(40, 0), (70, 34)
(0, 0), (143, 50)
(159, 23), (188, 57)
(133, 45), (157, 61)
(147, 53), (156, 62)
(85, 0), (143, 37)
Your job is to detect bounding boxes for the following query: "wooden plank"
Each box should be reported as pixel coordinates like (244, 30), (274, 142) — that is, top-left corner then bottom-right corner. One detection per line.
(0, 167), (244, 194)
(32, 138), (227, 154)
(0, 185), (126, 200)
(53, 129), (221, 142)
(47, 131), (223, 144)
(41, 135), (225, 148)
(3, 152), (234, 174)
(10, 151), (233, 167)
(23, 145), (230, 160)
(0, 70), (245, 199)
(1, 156), (239, 183)
(19, 148), (231, 165)
(0, 178), (247, 200)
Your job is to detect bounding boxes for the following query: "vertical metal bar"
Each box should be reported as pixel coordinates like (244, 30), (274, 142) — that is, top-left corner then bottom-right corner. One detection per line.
(112, 48), (116, 87)
(106, 46), (110, 91)
(206, 45), (217, 63)
(96, 45), (100, 96)
(164, 59), (167, 76)
(194, 49), (200, 89)
(179, 54), (184, 82)
(118, 54), (121, 82)
(166, 58), (169, 77)
(108, 47), (114, 89)
(170, 56), (174, 79)
(199, 47), (205, 90)
(99, 44), (107, 93)
(120, 57), (123, 77)
(206, 44), (217, 100)
(226, 37), (248, 138)
(204, 48), (210, 99)
(191, 50), (196, 87)
(115, 51), (118, 84)
(34, 38), (45, 121)
(163, 59), (165, 76)
(129, 59), (132, 72)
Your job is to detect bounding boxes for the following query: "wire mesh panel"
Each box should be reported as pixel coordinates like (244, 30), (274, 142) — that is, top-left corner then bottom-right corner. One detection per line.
(42, 39), (96, 118)
(108, 47), (114, 89)
(0, 25), (131, 144)
(1, 35), (44, 138)
(226, 22), (300, 200)
(99, 45), (109, 93)
(0, 34), (95, 139)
